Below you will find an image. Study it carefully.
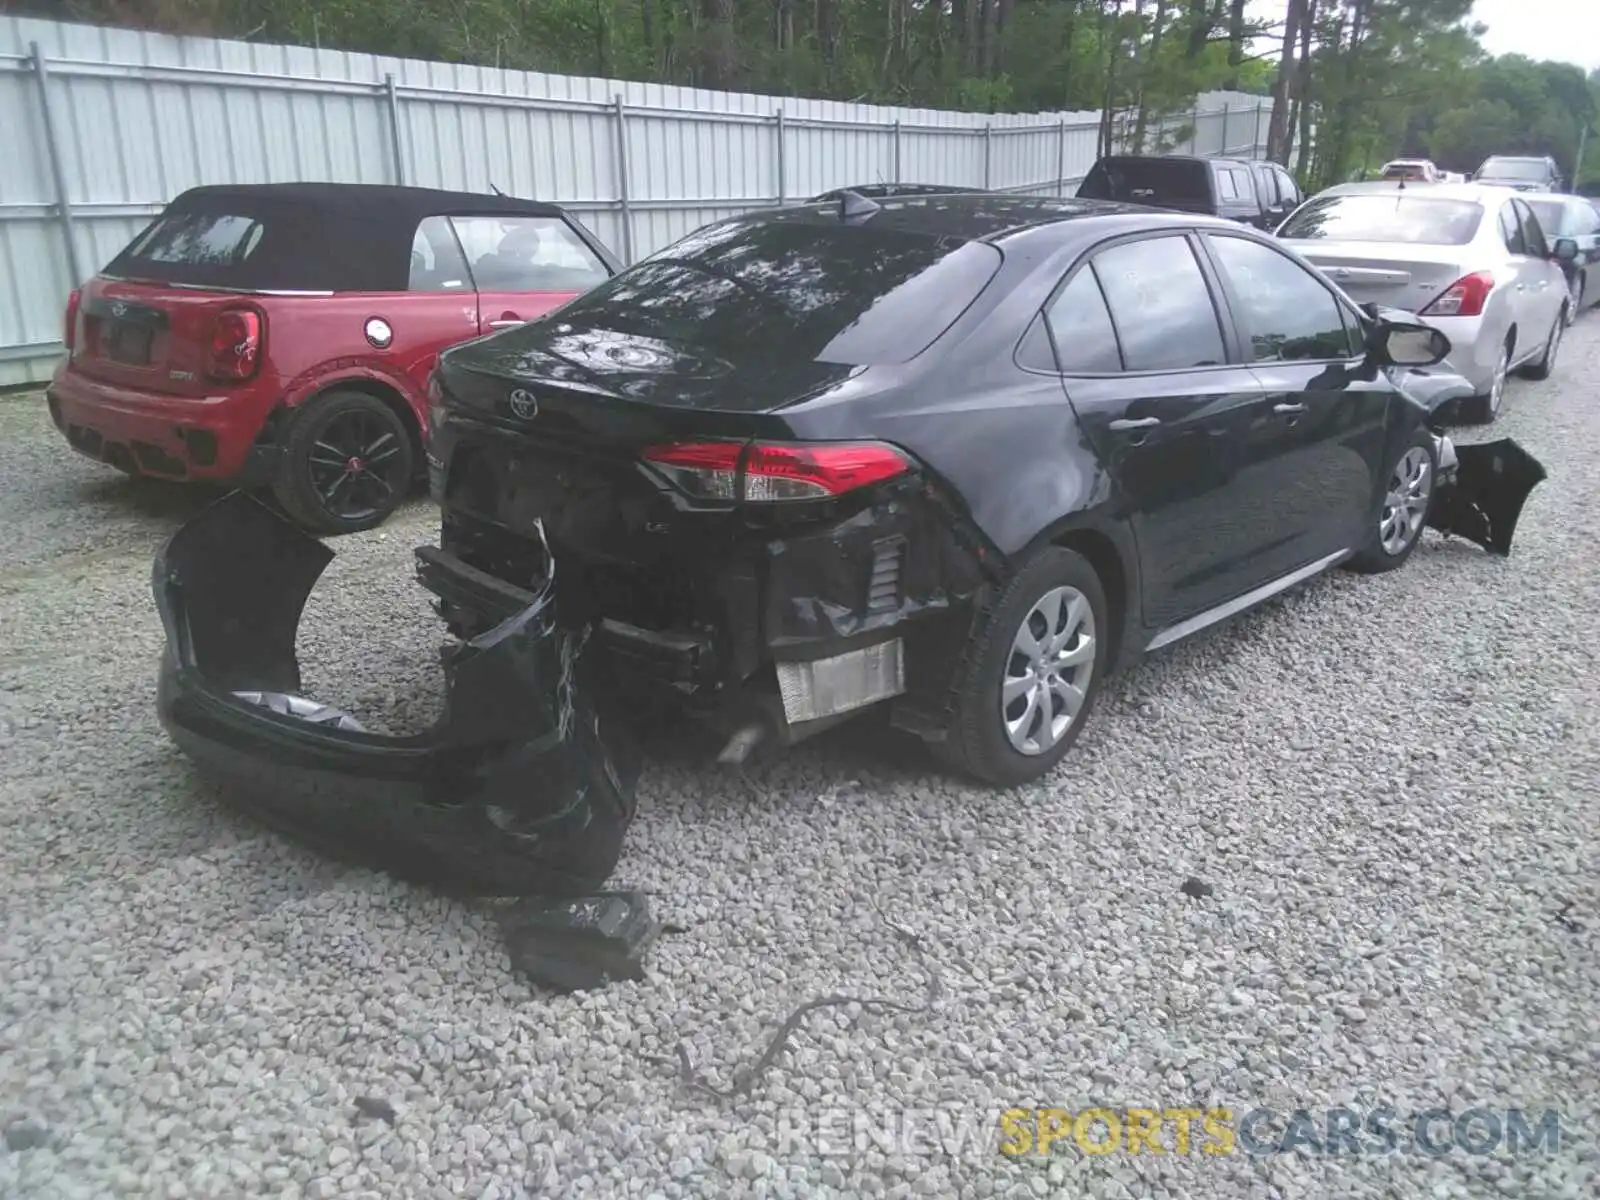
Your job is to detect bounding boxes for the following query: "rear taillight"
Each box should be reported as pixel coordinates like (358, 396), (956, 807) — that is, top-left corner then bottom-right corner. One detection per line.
(207, 309), (262, 382)
(641, 440), (911, 502)
(1420, 271), (1495, 318)
(63, 288), (81, 354)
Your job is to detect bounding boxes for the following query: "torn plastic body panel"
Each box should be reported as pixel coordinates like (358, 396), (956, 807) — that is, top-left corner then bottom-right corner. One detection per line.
(153, 491), (639, 897)
(1397, 367), (1547, 557)
(1426, 437), (1546, 557)
(432, 429), (996, 759)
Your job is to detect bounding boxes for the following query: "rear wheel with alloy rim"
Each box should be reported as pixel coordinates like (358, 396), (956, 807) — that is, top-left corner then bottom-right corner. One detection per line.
(933, 545), (1108, 786)
(1346, 429), (1437, 575)
(271, 390), (415, 536)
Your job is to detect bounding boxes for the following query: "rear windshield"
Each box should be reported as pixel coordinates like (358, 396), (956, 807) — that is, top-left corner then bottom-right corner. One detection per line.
(1278, 194), (1484, 245)
(124, 211), (267, 268)
(1476, 159), (1548, 182)
(545, 218), (1002, 367)
(1381, 164), (1430, 181)
(105, 194), (403, 292)
(1078, 159), (1210, 205)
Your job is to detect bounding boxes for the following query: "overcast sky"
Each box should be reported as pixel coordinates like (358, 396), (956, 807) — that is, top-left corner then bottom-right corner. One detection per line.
(1249, 0), (1600, 75)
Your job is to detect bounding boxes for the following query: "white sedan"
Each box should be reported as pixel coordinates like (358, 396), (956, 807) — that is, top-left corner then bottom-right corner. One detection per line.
(1276, 181), (1568, 423)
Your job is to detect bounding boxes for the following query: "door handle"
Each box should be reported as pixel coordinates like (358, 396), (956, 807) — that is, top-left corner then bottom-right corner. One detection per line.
(1514, 283), (1526, 292)
(488, 318), (524, 329)
(1273, 402), (1306, 415)
(1108, 417), (1162, 431)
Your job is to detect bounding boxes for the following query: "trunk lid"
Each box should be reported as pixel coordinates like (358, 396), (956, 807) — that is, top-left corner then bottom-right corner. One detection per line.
(438, 325), (857, 430)
(1287, 241), (1468, 313)
(72, 276), (259, 398)
(433, 336), (847, 571)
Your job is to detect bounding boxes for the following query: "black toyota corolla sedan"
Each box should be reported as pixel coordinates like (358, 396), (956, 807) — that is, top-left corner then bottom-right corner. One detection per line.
(404, 192), (1545, 787)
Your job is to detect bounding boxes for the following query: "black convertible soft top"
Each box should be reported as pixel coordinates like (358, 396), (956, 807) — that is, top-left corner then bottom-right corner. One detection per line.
(104, 183), (574, 293)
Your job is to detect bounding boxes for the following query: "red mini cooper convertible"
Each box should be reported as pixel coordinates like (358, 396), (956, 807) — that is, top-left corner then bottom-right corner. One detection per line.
(46, 183), (620, 533)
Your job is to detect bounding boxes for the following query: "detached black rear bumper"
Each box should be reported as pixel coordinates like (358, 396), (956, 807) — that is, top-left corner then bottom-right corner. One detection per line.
(154, 492), (639, 897)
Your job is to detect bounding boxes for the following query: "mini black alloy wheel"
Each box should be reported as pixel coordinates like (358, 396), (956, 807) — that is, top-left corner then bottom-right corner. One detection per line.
(272, 390), (415, 535)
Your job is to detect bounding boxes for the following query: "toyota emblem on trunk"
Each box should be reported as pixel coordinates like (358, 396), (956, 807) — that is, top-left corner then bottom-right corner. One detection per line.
(507, 388), (538, 420)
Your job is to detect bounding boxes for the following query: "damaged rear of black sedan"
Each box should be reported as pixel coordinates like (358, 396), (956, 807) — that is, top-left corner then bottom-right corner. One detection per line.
(421, 192), (1546, 788)
(155, 188), (1550, 896)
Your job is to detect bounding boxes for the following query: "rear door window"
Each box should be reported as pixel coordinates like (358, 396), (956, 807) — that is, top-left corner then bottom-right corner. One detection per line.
(1514, 200), (1548, 257)
(1044, 267), (1123, 374)
(1091, 235), (1228, 371)
(1524, 200), (1567, 239)
(450, 215), (611, 292)
(409, 216), (473, 292)
(1499, 205), (1528, 256)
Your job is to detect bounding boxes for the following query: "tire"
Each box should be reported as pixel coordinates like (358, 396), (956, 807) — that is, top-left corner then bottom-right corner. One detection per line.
(1519, 309), (1564, 381)
(1345, 427), (1438, 575)
(271, 390), (415, 536)
(932, 546), (1108, 787)
(1464, 340), (1512, 424)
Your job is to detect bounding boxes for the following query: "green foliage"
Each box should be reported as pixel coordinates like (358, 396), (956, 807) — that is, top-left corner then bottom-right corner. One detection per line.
(18, 0), (1270, 118)
(28, 0), (1594, 187)
(1413, 57), (1598, 180)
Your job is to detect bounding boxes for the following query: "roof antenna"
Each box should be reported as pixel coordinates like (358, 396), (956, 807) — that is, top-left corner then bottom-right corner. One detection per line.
(837, 189), (882, 224)
(489, 182), (507, 197)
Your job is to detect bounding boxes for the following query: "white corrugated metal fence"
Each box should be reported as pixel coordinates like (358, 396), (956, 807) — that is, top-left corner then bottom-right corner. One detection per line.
(0, 15), (1279, 386)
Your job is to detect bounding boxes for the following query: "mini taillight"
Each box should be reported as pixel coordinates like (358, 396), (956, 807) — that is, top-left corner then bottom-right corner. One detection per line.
(641, 440), (911, 502)
(1419, 271), (1495, 318)
(207, 309), (262, 382)
(64, 288), (81, 354)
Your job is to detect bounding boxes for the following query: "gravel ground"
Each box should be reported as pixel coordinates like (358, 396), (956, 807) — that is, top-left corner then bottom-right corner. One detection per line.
(1, 329), (1596, 1200)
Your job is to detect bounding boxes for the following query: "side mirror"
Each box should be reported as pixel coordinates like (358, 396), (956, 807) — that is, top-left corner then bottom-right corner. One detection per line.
(1373, 320), (1451, 368)
(1554, 237), (1579, 262)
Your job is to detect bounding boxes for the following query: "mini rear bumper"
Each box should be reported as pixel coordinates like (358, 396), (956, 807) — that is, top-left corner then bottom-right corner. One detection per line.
(154, 492), (639, 896)
(47, 363), (278, 483)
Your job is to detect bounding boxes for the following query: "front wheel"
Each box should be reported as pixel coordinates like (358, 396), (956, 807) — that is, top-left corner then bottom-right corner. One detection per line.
(932, 546), (1108, 787)
(271, 390), (415, 536)
(1345, 429), (1437, 575)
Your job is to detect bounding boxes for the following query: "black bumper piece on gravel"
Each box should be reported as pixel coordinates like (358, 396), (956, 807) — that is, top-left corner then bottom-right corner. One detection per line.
(153, 491), (640, 897)
(1427, 437), (1547, 558)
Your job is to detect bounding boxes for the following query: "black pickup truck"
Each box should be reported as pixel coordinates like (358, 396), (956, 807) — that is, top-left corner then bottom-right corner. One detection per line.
(1076, 154), (1302, 231)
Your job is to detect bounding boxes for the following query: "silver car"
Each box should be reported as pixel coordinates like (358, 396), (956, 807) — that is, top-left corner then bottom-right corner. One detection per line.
(1276, 181), (1568, 422)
